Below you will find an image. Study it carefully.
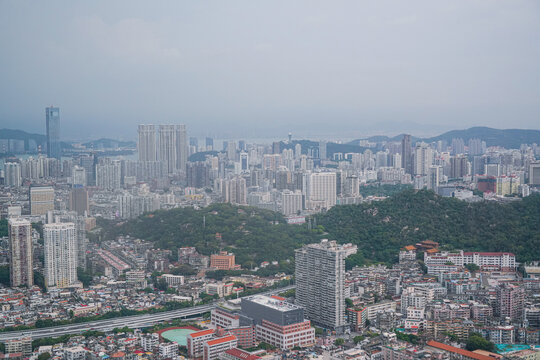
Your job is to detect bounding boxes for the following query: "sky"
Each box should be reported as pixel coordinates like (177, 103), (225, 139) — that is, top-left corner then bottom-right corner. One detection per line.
(0, 1), (539, 141)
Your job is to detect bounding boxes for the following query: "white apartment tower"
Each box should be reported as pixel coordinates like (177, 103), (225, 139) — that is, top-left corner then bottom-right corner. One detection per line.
(307, 172), (336, 210)
(44, 222), (78, 289)
(8, 218), (33, 287)
(414, 142), (433, 176)
(295, 239), (357, 332)
(138, 125), (157, 162)
(158, 125), (177, 174)
(175, 124), (188, 173)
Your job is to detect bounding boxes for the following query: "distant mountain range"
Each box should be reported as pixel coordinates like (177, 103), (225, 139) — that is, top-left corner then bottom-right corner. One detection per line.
(349, 127), (540, 149)
(0, 128), (135, 154)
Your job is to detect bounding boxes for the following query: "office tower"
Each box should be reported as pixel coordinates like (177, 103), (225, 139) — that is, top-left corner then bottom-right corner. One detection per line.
(307, 172), (336, 210)
(529, 162), (540, 185)
(71, 165), (86, 187)
(44, 222), (78, 288)
(319, 141), (327, 160)
(401, 134), (412, 175)
(46, 106), (61, 159)
(413, 142), (433, 176)
(428, 165), (441, 191)
(30, 186), (55, 215)
(96, 159), (121, 190)
(176, 124), (188, 173)
(240, 152), (249, 171)
(69, 187), (89, 216)
(4, 162), (21, 187)
(138, 125), (157, 162)
(8, 218), (33, 287)
(451, 138), (465, 155)
(495, 283), (524, 321)
(282, 190), (303, 216)
(450, 155), (469, 179)
(295, 239), (357, 332)
(272, 141), (281, 154)
(158, 125), (177, 174)
(189, 137), (198, 147)
(206, 137), (214, 151)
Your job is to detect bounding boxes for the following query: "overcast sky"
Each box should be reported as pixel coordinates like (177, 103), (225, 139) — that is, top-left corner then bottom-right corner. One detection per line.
(1, 1), (539, 141)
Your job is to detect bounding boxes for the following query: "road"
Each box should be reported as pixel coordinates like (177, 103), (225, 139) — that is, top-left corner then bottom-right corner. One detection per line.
(0, 285), (295, 341)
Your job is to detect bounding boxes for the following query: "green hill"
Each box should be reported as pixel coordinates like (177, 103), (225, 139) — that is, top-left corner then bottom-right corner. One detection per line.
(99, 190), (540, 271)
(100, 203), (319, 268)
(318, 189), (540, 265)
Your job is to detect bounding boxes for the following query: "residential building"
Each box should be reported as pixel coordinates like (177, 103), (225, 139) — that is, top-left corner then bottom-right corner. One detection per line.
(44, 222), (78, 288)
(8, 218), (33, 287)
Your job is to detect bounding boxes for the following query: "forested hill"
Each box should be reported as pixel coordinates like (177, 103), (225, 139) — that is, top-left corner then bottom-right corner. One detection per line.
(318, 190), (540, 265)
(100, 191), (540, 270)
(100, 204), (319, 268)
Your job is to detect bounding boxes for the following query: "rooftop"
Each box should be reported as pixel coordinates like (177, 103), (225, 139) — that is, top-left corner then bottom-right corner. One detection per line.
(244, 294), (302, 312)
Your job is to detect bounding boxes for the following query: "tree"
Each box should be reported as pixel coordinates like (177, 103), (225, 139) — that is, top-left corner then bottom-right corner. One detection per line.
(466, 333), (495, 352)
(353, 335), (365, 344)
(0, 265), (9, 287)
(465, 263), (480, 273)
(345, 298), (354, 308)
(334, 338), (345, 346)
(38, 353), (51, 360)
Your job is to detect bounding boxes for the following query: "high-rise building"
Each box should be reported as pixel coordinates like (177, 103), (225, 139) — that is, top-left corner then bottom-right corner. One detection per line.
(282, 190), (303, 216)
(295, 239), (357, 332)
(71, 165), (86, 187)
(46, 106), (61, 159)
(69, 187), (89, 216)
(186, 161), (210, 188)
(428, 165), (441, 191)
(176, 124), (188, 173)
(96, 159), (121, 190)
(4, 162), (22, 187)
(450, 155), (469, 179)
(30, 186), (55, 215)
(306, 172), (336, 210)
(451, 138), (465, 155)
(319, 141), (327, 160)
(240, 152), (249, 172)
(495, 283), (524, 321)
(401, 134), (412, 175)
(8, 218), (33, 287)
(158, 125), (177, 174)
(44, 222), (78, 288)
(138, 125), (157, 162)
(529, 162), (540, 185)
(413, 142), (433, 176)
(206, 137), (214, 151)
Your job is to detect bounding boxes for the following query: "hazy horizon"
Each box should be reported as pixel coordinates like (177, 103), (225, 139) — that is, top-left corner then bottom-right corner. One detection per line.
(1, 1), (539, 140)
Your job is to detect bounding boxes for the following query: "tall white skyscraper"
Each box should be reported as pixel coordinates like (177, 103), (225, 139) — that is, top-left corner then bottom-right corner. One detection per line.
(307, 172), (336, 210)
(138, 125), (157, 162)
(413, 142), (433, 176)
(96, 159), (122, 191)
(44, 223), (78, 289)
(8, 218), (33, 287)
(282, 190), (303, 216)
(295, 239), (357, 332)
(175, 124), (188, 173)
(158, 125), (177, 174)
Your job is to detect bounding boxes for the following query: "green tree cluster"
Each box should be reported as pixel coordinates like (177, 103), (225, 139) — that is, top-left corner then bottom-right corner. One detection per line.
(466, 333), (495, 352)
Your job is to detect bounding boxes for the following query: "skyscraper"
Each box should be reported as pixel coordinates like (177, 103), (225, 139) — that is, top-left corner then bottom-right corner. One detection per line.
(295, 239), (357, 332)
(8, 218), (33, 287)
(158, 125), (177, 174)
(46, 107), (61, 159)
(4, 162), (21, 187)
(138, 125), (157, 162)
(44, 222), (78, 289)
(175, 124), (188, 173)
(401, 134), (412, 174)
